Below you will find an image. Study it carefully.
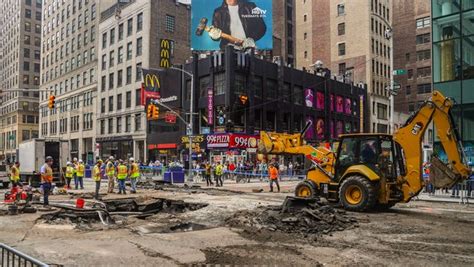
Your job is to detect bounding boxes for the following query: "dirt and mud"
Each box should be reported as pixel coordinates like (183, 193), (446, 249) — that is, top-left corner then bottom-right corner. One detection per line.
(1, 181), (474, 266)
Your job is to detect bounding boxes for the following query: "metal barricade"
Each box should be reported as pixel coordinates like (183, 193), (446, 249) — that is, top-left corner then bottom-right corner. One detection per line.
(0, 243), (48, 267)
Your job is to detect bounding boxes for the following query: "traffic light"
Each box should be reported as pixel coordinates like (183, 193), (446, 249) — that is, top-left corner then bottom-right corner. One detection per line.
(147, 104), (159, 120)
(48, 95), (56, 110)
(152, 105), (159, 120)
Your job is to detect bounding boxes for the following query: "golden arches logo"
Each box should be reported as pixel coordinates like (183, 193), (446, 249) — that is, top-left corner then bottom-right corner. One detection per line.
(160, 39), (170, 49)
(160, 49), (170, 58)
(144, 74), (160, 90)
(160, 59), (170, 68)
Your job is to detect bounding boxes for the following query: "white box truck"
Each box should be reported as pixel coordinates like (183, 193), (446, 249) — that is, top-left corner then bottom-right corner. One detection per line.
(0, 164), (9, 188)
(18, 139), (69, 187)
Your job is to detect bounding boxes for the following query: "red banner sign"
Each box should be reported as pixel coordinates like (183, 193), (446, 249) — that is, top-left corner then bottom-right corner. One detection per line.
(148, 143), (177, 149)
(206, 134), (259, 149)
(229, 134), (259, 149)
(207, 88), (213, 125)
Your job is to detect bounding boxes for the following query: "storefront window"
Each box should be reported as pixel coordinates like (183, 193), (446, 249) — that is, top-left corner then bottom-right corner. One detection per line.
(433, 38), (461, 82)
(199, 75), (210, 98)
(463, 0), (474, 10)
(434, 80), (462, 104)
(463, 79), (474, 104)
(433, 14), (460, 42)
(266, 79), (277, 99)
(462, 36), (474, 80)
(234, 73), (246, 95)
(253, 76), (263, 98)
(462, 10), (474, 35)
(432, 0), (460, 19)
(294, 86), (303, 105)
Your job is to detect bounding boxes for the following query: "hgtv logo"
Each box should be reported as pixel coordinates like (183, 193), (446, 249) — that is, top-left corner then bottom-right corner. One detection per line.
(242, 6), (267, 18)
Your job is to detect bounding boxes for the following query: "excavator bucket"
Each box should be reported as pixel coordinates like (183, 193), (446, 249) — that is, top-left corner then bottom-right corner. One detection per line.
(281, 196), (318, 213)
(429, 156), (462, 189)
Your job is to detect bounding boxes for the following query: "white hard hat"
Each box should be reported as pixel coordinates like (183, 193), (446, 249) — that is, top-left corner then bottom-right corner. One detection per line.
(109, 156), (114, 160)
(78, 159), (83, 163)
(67, 161), (71, 165)
(129, 157), (135, 162)
(73, 157), (78, 161)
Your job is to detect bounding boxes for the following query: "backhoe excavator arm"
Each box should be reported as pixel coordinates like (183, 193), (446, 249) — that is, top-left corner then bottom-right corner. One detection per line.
(258, 122), (335, 177)
(393, 91), (471, 202)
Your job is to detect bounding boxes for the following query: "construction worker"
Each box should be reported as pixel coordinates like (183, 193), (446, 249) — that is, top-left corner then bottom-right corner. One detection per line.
(128, 158), (140, 193)
(269, 162), (280, 193)
(40, 156), (54, 206)
(65, 162), (75, 189)
(72, 157), (78, 189)
(106, 156), (116, 193)
(117, 159), (128, 194)
(9, 162), (21, 188)
(93, 159), (103, 199)
(76, 159), (85, 190)
(215, 162), (224, 187)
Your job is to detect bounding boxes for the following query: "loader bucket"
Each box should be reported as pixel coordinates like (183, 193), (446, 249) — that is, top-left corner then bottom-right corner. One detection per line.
(429, 156), (461, 189)
(281, 196), (318, 213)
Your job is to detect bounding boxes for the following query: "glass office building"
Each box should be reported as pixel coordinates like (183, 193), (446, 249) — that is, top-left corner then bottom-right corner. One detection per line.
(432, 0), (474, 162)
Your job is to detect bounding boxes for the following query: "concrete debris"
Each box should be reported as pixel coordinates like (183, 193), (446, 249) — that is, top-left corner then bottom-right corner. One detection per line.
(38, 197), (208, 229)
(226, 197), (357, 236)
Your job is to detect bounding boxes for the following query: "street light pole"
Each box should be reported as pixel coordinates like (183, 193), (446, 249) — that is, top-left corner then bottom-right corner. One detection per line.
(372, 12), (394, 134)
(167, 66), (194, 180)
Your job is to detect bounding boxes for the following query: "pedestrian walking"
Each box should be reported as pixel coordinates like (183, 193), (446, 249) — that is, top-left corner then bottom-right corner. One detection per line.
(9, 162), (21, 188)
(93, 159), (103, 199)
(269, 162), (280, 193)
(215, 162), (224, 187)
(129, 157), (140, 193)
(106, 156), (116, 193)
(75, 159), (85, 190)
(204, 161), (213, 186)
(40, 156), (54, 206)
(65, 162), (74, 189)
(288, 162), (294, 177)
(117, 159), (128, 194)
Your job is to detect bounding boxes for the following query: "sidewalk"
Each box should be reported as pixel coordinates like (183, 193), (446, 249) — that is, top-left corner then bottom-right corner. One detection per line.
(414, 192), (471, 204)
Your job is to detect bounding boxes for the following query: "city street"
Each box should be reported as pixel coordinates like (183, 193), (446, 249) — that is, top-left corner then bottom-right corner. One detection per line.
(1, 179), (474, 266)
(1, 0), (474, 266)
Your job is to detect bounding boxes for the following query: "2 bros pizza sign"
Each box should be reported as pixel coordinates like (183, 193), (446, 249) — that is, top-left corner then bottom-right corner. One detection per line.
(206, 134), (259, 149)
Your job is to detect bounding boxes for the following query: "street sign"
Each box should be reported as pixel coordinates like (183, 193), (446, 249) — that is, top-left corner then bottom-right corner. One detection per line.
(393, 84), (401, 90)
(393, 69), (406, 76)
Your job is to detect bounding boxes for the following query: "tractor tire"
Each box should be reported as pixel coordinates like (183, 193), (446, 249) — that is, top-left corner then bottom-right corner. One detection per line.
(295, 181), (317, 198)
(339, 176), (377, 212)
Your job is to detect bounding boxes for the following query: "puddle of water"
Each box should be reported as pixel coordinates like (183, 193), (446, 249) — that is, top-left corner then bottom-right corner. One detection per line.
(135, 222), (209, 234)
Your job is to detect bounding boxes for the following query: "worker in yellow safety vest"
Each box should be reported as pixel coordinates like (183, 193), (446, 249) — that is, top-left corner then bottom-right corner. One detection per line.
(76, 159), (85, 190)
(117, 159), (128, 194)
(93, 159), (103, 199)
(9, 161), (21, 188)
(72, 157), (78, 189)
(65, 162), (74, 189)
(106, 156), (116, 193)
(128, 158), (140, 193)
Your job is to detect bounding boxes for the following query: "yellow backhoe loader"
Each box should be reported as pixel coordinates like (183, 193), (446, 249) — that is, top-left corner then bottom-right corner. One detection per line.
(258, 91), (471, 211)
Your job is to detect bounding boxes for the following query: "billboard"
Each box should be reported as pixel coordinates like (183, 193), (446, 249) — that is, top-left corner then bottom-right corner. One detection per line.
(191, 0), (273, 51)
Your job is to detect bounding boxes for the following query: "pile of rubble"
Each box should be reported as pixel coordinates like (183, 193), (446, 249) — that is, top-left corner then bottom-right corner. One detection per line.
(226, 197), (358, 236)
(39, 197), (208, 228)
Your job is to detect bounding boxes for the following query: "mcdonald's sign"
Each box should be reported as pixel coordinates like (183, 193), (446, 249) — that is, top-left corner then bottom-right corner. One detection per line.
(159, 39), (173, 68)
(142, 69), (161, 92)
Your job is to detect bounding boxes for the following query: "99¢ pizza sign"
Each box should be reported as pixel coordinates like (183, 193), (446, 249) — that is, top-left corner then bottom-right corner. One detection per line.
(206, 134), (259, 149)
(230, 134), (259, 149)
